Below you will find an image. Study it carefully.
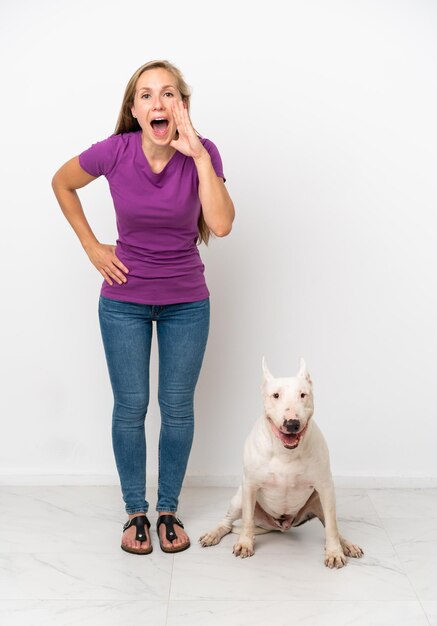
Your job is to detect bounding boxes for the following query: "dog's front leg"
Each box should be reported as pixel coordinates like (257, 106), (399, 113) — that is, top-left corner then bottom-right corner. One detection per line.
(317, 480), (347, 569)
(233, 480), (258, 558)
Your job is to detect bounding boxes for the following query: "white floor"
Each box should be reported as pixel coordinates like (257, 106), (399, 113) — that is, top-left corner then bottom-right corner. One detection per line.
(1, 485), (436, 625)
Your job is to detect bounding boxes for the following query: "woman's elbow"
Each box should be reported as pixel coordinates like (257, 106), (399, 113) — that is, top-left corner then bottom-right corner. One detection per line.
(52, 168), (69, 193)
(51, 170), (60, 190)
(213, 223), (233, 237)
(212, 202), (235, 237)
(211, 211), (234, 237)
(51, 172), (65, 199)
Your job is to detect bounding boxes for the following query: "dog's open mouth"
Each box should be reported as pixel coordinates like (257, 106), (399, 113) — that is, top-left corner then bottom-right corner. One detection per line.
(268, 418), (308, 449)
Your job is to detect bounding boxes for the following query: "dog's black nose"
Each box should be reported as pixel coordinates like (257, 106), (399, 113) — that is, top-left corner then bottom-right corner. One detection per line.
(284, 419), (300, 433)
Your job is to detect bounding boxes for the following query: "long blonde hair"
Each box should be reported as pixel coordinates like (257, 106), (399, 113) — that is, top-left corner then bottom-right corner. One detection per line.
(115, 60), (211, 245)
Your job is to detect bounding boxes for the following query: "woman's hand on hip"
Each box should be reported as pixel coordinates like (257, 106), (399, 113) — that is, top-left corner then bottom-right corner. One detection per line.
(85, 242), (129, 286)
(170, 101), (206, 160)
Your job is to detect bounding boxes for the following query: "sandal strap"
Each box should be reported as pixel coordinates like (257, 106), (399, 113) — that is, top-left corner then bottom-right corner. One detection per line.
(122, 515), (150, 542)
(156, 515), (184, 543)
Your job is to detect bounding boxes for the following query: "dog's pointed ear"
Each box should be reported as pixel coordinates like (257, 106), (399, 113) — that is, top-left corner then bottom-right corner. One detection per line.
(298, 357), (312, 384)
(262, 356), (274, 385)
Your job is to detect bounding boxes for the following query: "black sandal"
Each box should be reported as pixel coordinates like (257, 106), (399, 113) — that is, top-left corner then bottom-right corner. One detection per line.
(121, 515), (153, 555)
(156, 515), (191, 553)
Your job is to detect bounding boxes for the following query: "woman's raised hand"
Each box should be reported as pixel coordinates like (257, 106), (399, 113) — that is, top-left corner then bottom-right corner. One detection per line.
(86, 242), (129, 286)
(170, 101), (206, 160)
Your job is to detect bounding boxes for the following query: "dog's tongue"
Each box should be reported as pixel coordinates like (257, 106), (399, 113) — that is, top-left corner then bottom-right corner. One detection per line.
(269, 419), (300, 447)
(279, 431), (299, 446)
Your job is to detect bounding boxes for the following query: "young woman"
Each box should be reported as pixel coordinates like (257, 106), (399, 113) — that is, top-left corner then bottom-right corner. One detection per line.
(52, 60), (234, 555)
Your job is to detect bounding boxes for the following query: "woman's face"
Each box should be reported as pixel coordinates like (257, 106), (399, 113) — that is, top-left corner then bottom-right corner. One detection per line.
(131, 68), (182, 148)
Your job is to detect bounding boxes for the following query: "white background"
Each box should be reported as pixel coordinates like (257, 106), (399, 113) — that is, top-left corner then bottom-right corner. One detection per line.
(1, 0), (436, 487)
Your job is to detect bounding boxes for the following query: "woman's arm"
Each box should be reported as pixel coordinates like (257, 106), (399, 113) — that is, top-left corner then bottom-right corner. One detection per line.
(52, 156), (129, 285)
(194, 151), (235, 237)
(170, 101), (235, 237)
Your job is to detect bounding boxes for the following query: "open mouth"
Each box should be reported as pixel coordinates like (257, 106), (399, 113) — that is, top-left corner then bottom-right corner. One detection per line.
(268, 417), (308, 449)
(150, 118), (169, 137)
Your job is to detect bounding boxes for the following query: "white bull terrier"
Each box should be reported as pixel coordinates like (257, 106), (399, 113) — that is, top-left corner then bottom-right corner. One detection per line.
(199, 358), (363, 568)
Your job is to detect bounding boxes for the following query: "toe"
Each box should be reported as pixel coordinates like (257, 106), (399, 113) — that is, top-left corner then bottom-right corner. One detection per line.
(122, 525), (151, 552)
(159, 528), (171, 549)
(159, 523), (189, 550)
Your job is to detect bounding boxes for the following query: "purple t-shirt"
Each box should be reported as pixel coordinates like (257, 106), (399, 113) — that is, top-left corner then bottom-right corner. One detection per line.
(79, 131), (225, 304)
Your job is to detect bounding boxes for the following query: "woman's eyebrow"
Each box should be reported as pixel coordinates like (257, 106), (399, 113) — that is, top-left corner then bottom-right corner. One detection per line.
(138, 84), (177, 93)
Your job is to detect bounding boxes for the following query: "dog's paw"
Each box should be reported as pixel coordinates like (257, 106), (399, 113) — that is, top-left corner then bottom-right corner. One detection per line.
(199, 529), (223, 547)
(233, 539), (254, 558)
(341, 538), (364, 559)
(324, 549), (347, 569)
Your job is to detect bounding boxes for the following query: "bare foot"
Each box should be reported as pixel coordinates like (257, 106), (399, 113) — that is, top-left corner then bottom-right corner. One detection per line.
(121, 513), (152, 553)
(158, 512), (190, 551)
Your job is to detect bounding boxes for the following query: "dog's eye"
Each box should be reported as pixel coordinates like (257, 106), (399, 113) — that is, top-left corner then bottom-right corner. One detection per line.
(300, 393), (306, 398)
(273, 393), (280, 399)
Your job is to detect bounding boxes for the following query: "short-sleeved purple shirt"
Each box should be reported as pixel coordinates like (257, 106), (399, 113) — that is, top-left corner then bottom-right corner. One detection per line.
(79, 131), (225, 304)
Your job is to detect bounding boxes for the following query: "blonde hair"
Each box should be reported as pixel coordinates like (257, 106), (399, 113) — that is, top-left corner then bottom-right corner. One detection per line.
(115, 60), (211, 245)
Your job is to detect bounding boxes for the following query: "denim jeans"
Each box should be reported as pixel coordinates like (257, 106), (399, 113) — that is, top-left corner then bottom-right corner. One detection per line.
(98, 295), (210, 515)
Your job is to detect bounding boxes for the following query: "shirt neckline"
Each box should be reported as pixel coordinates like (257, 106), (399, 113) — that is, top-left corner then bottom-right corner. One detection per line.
(136, 130), (180, 177)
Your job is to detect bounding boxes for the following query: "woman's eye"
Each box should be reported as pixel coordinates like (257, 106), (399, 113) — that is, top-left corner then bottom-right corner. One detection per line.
(273, 393), (279, 399)
(141, 94), (151, 99)
(163, 92), (174, 97)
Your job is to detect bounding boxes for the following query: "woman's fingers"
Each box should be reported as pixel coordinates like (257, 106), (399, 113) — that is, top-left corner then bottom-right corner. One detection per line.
(100, 265), (125, 286)
(171, 101), (204, 158)
(172, 100), (183, 128)
(109, 246), (130, 277)
(108, 267), (127, 285)
(105, 257), (128, 285)
(88, 243), (129, 286)
(173, 100), (191, 137)
(112, 254), (129, 276)
(100, 269), (113, 286)
(178, 101), (190, 134)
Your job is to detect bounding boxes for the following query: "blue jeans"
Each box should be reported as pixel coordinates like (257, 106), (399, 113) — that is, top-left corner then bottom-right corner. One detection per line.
(98, 295), (210, 515)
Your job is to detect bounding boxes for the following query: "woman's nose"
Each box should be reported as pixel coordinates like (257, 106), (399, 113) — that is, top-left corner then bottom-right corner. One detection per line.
(151, 96), (164, 110)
